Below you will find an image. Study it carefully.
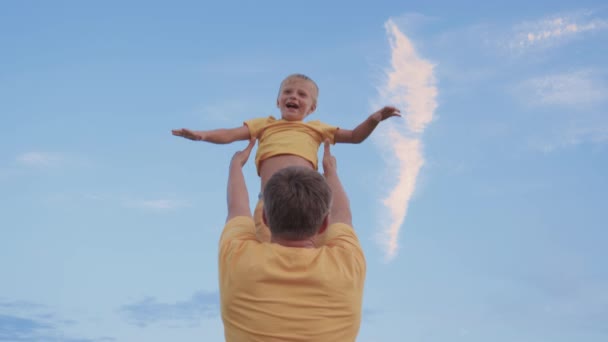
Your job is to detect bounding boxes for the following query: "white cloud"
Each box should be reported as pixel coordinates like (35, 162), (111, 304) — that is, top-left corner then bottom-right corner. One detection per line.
(377, 133), (424, 259)
(374, 19), (438, 260)
(517, 69), (607, 106)
(17, 152), (62, 167)
(508, 11), (608, 52)
(381, 20), (438, 133)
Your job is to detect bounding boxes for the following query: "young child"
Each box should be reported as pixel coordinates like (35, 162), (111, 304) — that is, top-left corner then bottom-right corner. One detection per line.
(172, 73), (400, 241)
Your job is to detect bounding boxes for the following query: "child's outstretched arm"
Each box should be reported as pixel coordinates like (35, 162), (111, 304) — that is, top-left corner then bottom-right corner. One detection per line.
(334, 106), (401, 144)
(172, 126), (250, 144)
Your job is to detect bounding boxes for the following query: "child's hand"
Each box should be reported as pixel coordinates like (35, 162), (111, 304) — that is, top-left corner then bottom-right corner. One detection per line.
(371, 106), (401, 122)
(172, 128), (202, 141)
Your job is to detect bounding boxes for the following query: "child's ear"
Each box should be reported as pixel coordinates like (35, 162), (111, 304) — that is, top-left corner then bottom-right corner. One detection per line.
(308, 102), (317, 114)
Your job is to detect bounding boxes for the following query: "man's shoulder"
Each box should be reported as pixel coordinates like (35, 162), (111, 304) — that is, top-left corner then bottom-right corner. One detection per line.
(220, 216), (256, 245)
(320, 223), (361, 250)
(327, 222), (357, 236)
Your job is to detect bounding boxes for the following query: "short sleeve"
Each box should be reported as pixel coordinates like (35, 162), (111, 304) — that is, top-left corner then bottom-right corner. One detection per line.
(244, 116), (275, 139)
(319, 223), (361, 250)
(220, 216), (257, 246)
(321, 223), (366, 277)
(307, 120), (339, 144)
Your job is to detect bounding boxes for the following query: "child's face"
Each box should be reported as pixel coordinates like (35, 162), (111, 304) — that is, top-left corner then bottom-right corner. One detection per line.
(277, 78), (317, 121)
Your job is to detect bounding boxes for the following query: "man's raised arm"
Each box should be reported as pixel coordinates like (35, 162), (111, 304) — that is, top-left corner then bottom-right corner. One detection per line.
(322, 141), (352, 227)
(226, 139), (256, 222)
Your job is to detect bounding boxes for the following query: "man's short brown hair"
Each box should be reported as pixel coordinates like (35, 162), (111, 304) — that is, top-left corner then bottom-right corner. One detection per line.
(263, 166), (331, 240)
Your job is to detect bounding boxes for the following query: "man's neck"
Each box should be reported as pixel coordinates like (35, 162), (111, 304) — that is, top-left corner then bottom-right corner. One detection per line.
(271, 237), (316, 248)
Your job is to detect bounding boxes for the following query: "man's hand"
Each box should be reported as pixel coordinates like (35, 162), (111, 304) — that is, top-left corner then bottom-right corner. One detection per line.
(371, 106), (401, 122)
(231, 139), (256, 168)
(322, 140), (337, 176)
(172, 128), (203, 141)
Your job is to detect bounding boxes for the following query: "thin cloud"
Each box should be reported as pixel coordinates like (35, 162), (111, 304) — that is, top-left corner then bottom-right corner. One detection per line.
(374, 19), (438, 260)
(567, 122), (608, 145)
(122, 199), (188, 210)
(516, 69), (607, 106)
(508, 11), (608, 52)
(0, 300), (114, 342)
(0, 314), (51, 341)
(513, 69), (608, 151)
(120, 291), (219, 327)
(17, 152), (62, 167)
(40, 193), (191, 212)
(0, 300), (44, 311)
(530, 118), (608, 153)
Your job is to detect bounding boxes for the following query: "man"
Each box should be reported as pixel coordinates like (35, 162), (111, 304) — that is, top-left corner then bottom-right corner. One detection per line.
(218, 139), (366, 341)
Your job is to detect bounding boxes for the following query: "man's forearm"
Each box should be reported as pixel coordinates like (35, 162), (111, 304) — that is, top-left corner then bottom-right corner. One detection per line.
(226, 163), (251, 221)
(325, 170), (352, 226)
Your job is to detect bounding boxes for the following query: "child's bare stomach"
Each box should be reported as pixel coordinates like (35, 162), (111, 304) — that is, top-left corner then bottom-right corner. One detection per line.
(259, 155), (315, 190)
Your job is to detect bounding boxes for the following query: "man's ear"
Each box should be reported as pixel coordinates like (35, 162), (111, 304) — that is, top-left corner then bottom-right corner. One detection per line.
(262, 210), (268, 226)
(317, 214), (329, 235)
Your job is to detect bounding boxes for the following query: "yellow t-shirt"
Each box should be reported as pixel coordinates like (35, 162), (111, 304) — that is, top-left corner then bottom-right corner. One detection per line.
(244, 116), (338, 173)
(218, 216), (366, 342)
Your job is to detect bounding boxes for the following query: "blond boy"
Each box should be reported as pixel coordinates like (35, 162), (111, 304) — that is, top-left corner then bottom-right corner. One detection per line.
(172, 74), (400, 240)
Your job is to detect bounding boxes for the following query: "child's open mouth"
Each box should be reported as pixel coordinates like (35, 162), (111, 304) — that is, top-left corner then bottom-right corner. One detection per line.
(286, 102), (299, 109)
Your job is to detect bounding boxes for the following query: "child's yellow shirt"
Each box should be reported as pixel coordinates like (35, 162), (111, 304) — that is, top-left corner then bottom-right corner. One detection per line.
(244, 116), (338, 174)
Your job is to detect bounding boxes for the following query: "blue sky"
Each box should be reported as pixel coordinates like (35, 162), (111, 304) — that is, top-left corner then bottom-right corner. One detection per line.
(1, 1), (607, 341)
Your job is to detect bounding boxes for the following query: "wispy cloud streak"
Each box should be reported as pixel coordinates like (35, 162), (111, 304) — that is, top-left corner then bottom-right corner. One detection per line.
(120, 291), (219, 327)
(122, 199), (188, 210)
(509, 11), (608, 52)
(17, 152), (62, 167)
(517, 69), (607, 106)
(0, 300), (113, 341)
(375, 19), (438, 260)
